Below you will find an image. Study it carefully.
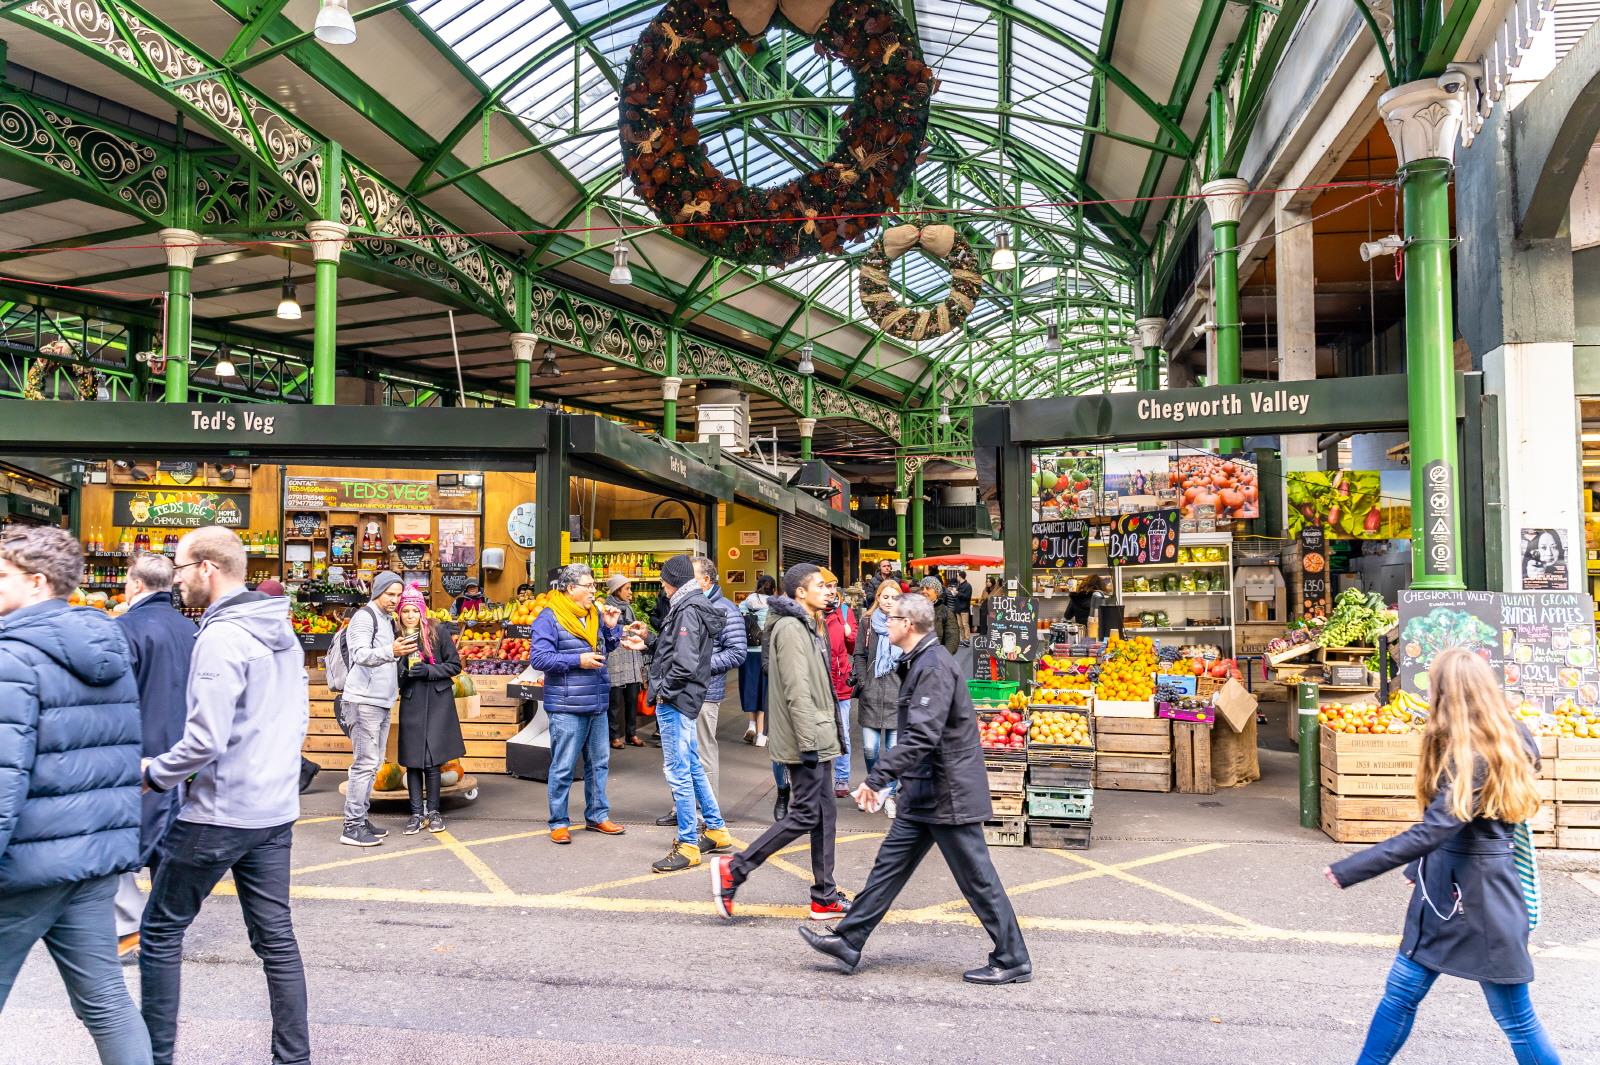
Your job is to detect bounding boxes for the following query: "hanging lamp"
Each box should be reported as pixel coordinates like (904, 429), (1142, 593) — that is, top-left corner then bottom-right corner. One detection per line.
(937, 402), (951, 425)
(990, 231), (1016, 273)
(314, 0), (357, 45)
(796, 340), (815, 376)
(535, 345), (561, 377)
(608, 239), (632, 285)
(275, 253), (301, 321)
(1045, 322), (1061, 352)
(214, 346), (237, 378)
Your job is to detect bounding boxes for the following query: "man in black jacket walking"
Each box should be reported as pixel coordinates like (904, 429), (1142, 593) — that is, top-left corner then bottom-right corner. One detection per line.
(799, 593), (1031, 985)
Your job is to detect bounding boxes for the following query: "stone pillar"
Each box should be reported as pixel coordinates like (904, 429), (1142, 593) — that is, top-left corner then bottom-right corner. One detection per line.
(1380, 80), (1465, 589)
(1274, 195), (1319, 472)
(511, 332), (538, 409)
(306, 220), (349, 406)
(158, 228), (199, 402)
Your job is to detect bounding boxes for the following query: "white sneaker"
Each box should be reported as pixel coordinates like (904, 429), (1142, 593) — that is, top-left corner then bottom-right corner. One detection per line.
(884, 795), (897, 819)
(755, 733), (768, 748)
(742, 725), (757, 745)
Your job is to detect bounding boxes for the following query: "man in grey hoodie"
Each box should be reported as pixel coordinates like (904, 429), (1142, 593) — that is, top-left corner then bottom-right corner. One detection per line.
(139, 526), (309, 1065)
(339, 570), (411, 847)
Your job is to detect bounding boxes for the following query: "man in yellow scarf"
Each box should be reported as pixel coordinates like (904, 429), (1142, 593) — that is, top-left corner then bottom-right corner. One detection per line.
(529, 564), (627, 844)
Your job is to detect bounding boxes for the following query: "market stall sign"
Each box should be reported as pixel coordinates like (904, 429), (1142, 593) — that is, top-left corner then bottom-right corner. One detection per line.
(440, 566), (472, 598)
(986, 596), (1038, 662)
(113, 490), (249, 529)
(395, 544), (429, 570)
(284, 476), (479, 514)
(289, 512), (322, 537)
(1032, 520), (1089, 570)
(1299, 524), (1328, 616)
(1107, 509), (1180, 566)
(1420, 460), (1455, 577)
(1, 494), (62, 523)
(1397, 590), (1598, 717)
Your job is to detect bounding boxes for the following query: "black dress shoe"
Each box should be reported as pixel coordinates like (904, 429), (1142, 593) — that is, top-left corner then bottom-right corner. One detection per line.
(962, 962), (1033, 985)
(654, 811), (678, 827)
(799, 925), (861, 972)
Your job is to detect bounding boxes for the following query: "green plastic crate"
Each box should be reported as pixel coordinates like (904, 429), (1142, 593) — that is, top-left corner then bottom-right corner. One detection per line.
(968, 679), (1020, 706)
(1026, 785), (1094, 820)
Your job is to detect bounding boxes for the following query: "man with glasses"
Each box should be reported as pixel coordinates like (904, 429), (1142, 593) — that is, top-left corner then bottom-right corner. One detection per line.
(712, 563), (848, 921)
(800, 592), (1031, 985)
(140, 525), (311, 1064)
(527, 563), (627, 844)
(0, 526), (151, 1063)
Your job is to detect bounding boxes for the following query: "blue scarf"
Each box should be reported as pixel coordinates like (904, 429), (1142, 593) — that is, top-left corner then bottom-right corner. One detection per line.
(871, 607), (903, 678)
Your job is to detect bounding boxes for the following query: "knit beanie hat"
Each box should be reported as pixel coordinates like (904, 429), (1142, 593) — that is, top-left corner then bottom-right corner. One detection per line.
(659, 554), (696, 591)
(399, 582), (429, 615)
(370, 571), (403, 600)
(782, 562), (821, 599)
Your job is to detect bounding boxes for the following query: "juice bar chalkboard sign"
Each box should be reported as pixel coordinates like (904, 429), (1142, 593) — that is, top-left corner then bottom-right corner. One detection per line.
(1397, 590), (1599, 717)
(1032, 520), (1089, 570)
(1108, 508), (1181, 566)
(986, 596), (1038, 662)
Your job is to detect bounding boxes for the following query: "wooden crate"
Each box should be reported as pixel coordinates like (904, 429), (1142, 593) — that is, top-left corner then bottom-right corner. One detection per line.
(1558, 737), (1600, 759)
(460, 756), (507, 774)
(301, 735), (507, 759)
(1536, 735), (1559, 761)
(1530, 803), (1556, 833)
(304, 751), (352, 770)
(1552, 758), (1600, 781)
(1555, 826), (1600, 850)
(1320, 745), (1419, 777)
(1556, 802), (1600, 827)
(1095, 752), (1171, 792)
(1095, 717), (1172, 737)
(985, 762), (1026, 792)
(1320, 728), (1423, 757)
(1320, 764), (1418, 798)
(990, 792), (1024, 817)
(1537, 777), (1557, 801)
(1173, 720), (1215, 795)
(1027, 759), (1094, 788)
(1025, 818), (1092, 850)
(1533, 831), (1558, 848)
(1321, 808), (1415, 844)
(1556, 779), (1600, 802)
(1095, 719), (1172, 756)
(1321, 791), (1423, 823)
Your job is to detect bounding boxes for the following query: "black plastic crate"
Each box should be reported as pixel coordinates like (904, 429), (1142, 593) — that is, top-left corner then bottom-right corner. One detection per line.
(1026, 818), (1093, 850)
(1027, 760), (1094, 788)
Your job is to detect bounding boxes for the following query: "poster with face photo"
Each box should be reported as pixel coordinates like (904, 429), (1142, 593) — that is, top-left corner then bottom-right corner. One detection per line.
(1520, 529), (1569, 591)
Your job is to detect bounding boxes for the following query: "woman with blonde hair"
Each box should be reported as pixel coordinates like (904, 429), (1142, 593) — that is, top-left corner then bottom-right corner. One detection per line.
(1326, 648), (1559, 1064)
(852, 578), (905, 817)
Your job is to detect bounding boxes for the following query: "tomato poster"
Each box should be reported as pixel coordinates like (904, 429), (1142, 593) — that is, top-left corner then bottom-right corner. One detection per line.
(1108, 508), (1181, 566)
(1171, 454), (1259, 521)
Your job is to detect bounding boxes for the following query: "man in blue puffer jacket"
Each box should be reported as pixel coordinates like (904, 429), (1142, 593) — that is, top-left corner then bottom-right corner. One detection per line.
(0, 525), (151, 1064)
(529, 563), (627, 844)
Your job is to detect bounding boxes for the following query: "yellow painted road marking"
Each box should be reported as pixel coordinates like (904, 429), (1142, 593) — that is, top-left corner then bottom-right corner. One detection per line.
(201, 878), (1401, 949)
(295, 816), (344, 826)
(1045, 849), (1258, 928)
(292, 828), (550, 878)
(432, 830), (515, 896)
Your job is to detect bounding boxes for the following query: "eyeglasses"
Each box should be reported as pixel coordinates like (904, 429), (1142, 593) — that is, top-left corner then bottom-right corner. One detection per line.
(171, 560), (207, 574)
(886, 614), (909, 622)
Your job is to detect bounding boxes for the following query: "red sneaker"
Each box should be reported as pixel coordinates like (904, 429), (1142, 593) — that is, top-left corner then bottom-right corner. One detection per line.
(711, 855), (737, 920)
(809, 892), (853, 921)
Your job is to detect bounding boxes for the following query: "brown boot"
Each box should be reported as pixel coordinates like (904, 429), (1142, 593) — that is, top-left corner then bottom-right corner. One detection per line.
(586, 820), (627, 835)
(550, 826), (572, 845)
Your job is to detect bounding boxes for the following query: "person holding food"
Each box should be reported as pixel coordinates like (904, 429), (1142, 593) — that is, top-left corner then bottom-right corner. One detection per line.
(1324, 648), (1561, 1064)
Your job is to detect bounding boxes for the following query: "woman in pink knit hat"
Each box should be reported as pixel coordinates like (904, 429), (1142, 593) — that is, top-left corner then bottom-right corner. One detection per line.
(395, 583), (464, 833)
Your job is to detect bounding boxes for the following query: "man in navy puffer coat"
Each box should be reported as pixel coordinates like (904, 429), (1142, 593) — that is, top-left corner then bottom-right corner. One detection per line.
(0, 525), (151, 1064)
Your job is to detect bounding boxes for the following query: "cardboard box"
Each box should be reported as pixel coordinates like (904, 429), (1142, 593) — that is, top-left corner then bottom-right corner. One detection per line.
(1556, 802), (1600, 827)
(1553, 758), (1600, 781)
(1212, 679), (1258, 733)
(1321, 808), (1416, 844)
(1320, 764), (1418, 797)
(1557, 737), (1600, 760)
(1556, 778), (1600, 802)
(1320, 792), (1424, 822)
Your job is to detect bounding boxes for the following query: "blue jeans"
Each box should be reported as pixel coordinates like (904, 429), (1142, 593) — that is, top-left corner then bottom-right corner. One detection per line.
(1357, 953), (1562, 1065)
(0, 874), (152, 1064)
(739, 651), (767, 717)
(546, 712), (611, 829)
(658, 705), (725, 843)
(834, 698), (852, 787)
(142, 820), (307, 1065)
(861, 726), (899, 797)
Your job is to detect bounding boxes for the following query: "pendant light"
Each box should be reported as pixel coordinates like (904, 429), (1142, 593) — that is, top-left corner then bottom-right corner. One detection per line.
(275, 253), (301, 321)
(535, 345), (561, 377)
(1045, 321), (1061, 352)
(937, 402), (951, 425)
(796, 340), (815, 376)
(608, 239), (632, 285)
(214, 346), (237, 378)
(990, 231), (1016, 273)
(314, 0), (357, 45)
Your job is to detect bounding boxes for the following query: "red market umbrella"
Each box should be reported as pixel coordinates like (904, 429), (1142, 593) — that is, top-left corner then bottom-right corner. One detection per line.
(906, 554), (1003, 568)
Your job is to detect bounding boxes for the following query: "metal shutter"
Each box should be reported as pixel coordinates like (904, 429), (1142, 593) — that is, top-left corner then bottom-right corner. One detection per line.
(1557, 0), (1600, 60)
(780, 513), (831, 571)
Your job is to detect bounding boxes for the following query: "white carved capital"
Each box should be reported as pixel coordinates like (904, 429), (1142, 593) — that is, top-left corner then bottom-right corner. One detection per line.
(1136, 316), (1167, 351)
(306, 220), (351, 263)
(1378, 79), (1464, 166)
(157, 228), (201, 271)
(891, 497), (909, 517)
(510, 332), (539, 363)
(796, 416), (817, 439)
(1200, 178), (1250, 227)
(661, 375), (683, 402)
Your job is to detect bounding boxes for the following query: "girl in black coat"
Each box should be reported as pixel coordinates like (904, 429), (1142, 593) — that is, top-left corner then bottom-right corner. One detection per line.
(1327, 648), (1560, 1064)
(396, 585), (465, 835)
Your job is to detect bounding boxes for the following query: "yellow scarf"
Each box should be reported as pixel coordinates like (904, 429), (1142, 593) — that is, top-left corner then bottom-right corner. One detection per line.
(547, 591), (598, 649)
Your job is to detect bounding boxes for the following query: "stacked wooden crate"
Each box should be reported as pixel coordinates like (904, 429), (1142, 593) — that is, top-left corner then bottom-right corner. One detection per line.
(1554, 736), (1600, 851)
(1026, 706), (1094, 850)
(1319, 728), (1422, 843)
(299, 668), (517, 775)
(1094, 717), (1172, 793)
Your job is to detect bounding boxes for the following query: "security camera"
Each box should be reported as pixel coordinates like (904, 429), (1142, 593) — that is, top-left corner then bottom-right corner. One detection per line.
(1191, 320), (1216, 339)
(1359, 235), (1405, 262)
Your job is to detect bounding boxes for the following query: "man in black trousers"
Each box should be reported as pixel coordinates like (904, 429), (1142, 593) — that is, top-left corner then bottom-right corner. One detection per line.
(799, 592), (1032, 985)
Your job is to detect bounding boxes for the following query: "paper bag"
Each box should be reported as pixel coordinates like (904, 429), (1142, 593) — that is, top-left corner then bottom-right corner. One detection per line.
(1212, 678), (1259, 734)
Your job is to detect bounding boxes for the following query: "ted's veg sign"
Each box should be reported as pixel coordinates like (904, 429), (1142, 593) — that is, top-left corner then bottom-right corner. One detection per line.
(114, 490), (250, 528)
(283, 476), (479, 514)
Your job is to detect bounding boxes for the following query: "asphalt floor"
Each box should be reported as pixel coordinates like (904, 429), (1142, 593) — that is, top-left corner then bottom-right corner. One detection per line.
(4, 697), (1599, 1064)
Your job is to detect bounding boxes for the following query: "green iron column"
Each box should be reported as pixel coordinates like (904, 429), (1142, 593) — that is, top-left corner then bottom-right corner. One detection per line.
(662, 331), (680, 439)
(306, 220), (349, 406)
(1135, 317), (1167, 450)
(892, 495), (909, 574)
(798, 376), (816, 461)
(157, 228), (199, 402)
(1201, 175), (1248, 454)
(510, 333), (536, 409)
(910, 463), (925, 565)
(1381, 80), (1465, 589)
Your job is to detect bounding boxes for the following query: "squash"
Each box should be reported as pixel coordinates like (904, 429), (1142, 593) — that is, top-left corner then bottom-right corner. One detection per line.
(373, 761), (406, 792)
(439, 759), (464, 788)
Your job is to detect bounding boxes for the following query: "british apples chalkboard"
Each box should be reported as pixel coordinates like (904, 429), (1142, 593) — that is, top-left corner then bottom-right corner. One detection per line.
(1108, 508), (1181, 566)
(1032, 519), (1089, 570)
(986, 596), (1038, 662)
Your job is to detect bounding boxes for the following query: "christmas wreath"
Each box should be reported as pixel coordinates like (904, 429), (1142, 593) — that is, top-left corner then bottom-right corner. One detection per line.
(618, 0), (933, 267)
(25, 339), (98, 401)
(857, 223), (981, 341)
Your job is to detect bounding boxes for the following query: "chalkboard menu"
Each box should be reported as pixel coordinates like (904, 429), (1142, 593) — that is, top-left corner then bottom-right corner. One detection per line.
(440, 566), (472, 598)
(1107, 508), (1180, 566)
(1032, 519), (1089, 570)
(986, 596), (1038, 662)
(395, 543), (429, 570)
(1299, 524), (1328, 616)
(1397, 590), (1598, 716)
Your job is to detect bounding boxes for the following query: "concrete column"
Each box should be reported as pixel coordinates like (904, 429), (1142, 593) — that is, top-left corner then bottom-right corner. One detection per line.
(510, 332), (537, 409)
(797, 416), (816, 461)
(1274, 196), (1319, 474)
(306, 220), (349, 406)
(158, 228), (199, 402)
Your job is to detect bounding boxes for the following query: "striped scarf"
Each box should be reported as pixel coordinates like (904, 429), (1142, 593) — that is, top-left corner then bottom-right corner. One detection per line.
(1513, 822), (1541, 930)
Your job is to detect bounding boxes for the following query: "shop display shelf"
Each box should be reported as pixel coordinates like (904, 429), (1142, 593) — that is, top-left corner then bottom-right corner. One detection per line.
(1120, 591), (1228, 598)
(1025, 818), (1092, 850)
(1128, 625), (1231, 633)
(1027, 786), (1093, 820)
(1113, 562), (1226, 571)
(982, 818), (1026, 847)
